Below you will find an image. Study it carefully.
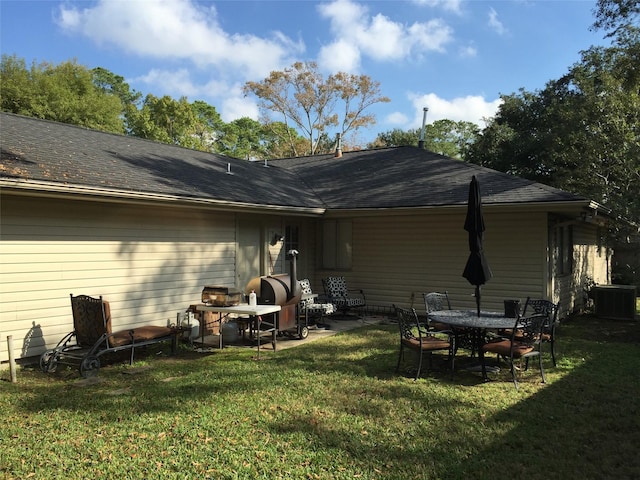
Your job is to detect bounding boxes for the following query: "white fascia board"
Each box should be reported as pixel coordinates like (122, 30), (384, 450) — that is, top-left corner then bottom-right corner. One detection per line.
(0, 179), (326, 217)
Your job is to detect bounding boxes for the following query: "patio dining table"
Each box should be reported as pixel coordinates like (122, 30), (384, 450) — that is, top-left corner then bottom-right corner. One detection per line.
(430, 310), (517, 380)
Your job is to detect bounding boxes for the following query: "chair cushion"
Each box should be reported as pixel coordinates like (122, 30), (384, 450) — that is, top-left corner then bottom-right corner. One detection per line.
(299, 279), (313, 295)
(109, 325), (175, 348)
(305, 303), (335, 315)
(403, 336), (450, 351)
(430, 321), (451, 331)
(482, 339), (534, 357)
(325, 276), (348, 296)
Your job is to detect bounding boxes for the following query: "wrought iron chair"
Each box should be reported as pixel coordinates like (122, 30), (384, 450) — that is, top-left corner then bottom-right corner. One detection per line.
(481, 313), (547, 389)
(522, 297), (560, 366)
(322, 276), (366, 315)
(423, 291), (476, 356)
(298, 279), (334, 326)
(394, 305), (456, 380)
(40, 294), (178, 378)
(423, 291), (452, 331)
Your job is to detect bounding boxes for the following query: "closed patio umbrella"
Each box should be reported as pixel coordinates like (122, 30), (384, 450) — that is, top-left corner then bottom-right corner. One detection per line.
(462, 175), (492, 316)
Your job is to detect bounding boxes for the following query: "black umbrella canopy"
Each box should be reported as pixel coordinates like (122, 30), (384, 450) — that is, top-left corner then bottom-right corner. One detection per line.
(462, 176), (492, 315)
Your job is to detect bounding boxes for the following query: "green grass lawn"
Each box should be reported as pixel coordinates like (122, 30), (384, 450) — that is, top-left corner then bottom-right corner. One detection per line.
(1, 313), (639, 479)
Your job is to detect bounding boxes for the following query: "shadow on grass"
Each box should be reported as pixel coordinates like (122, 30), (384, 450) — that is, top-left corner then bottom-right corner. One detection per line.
(264, 316), (640, 479)
(8, 315), (640, 478)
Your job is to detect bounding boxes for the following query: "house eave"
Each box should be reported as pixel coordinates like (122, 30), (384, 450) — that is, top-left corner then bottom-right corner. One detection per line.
(321, 200), (613, 219)
(0, 178), (326, 217)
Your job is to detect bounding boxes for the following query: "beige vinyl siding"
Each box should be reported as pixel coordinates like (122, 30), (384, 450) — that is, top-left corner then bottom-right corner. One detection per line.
(318, 210), (548, 316)
(0, 195), (237, 363)
(555, 222), (610, 315)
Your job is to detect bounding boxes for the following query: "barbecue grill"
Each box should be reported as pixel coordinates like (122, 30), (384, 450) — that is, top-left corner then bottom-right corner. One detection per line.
(245, 250), (307, 339)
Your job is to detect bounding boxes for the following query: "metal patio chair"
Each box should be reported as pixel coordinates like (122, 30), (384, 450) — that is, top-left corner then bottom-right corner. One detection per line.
(522, 297), (560, 366)
(424, 291), (476, 356)
(298, 279), (335, 326)
(322, 276), (366, 315)
(394, 305), (456, 380)
(481, 313), (547, 389)
(423, 291), (452, 331)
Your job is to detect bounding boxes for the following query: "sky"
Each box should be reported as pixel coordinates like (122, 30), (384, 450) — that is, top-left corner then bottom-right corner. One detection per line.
(1, 0), (612, 145)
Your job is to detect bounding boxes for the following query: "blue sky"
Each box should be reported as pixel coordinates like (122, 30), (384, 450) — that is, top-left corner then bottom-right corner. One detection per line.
(1, 0), (611, 144)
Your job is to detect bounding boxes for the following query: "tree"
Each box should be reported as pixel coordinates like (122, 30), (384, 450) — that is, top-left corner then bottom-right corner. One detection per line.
(216, 117), (266, 160)
(369, 128), (421, 149)
(0, 55), (34, 115)
(91, 67), (142, 133)
(592, 0), (640, 37)
(592, 1), (640, 89)
(243, 61), (390, 156)
(0, 55), (124, 133)
(467, 36), (640, 237)
(128, 94), (202, 148)
(262, 121), (308, 159)
(191, 100), (224, 153)
(369, 120), (480, 160)
(91, 67), (141, 108)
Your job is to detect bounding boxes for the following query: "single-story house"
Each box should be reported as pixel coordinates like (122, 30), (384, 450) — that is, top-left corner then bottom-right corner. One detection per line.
(0, 112), (613, 364)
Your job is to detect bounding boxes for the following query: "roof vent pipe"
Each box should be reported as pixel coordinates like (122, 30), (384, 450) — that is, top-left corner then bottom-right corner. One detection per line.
(418, 107), (428, 149)
(335, 132), (342, 158)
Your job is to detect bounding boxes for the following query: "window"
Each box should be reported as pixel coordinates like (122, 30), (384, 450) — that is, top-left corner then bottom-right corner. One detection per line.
(554, 224), (573, 275)
(322, 219), (352, 269)
(285, 224), (299, 253)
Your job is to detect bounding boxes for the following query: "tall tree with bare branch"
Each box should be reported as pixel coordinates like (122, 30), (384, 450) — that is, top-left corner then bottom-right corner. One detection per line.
(244, 61), (389, 156)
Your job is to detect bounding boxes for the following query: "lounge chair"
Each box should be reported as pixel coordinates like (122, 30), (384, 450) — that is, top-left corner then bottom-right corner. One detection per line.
(40, 294), (180, 377)
(298, 278), (335, 327)
(322, 276), (366, 315)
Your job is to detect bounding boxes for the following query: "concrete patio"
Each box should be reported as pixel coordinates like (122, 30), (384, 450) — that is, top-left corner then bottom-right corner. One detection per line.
(192, 314), (392, 353)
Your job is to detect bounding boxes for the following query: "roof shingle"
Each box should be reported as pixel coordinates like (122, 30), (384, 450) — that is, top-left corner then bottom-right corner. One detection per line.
(1, 112), (587, 211)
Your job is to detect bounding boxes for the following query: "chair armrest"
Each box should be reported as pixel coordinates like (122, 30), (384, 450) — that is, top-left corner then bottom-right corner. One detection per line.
(347, 288), (366, 302)
(324, 293), (346, 303)
(316, 294), (332, 303)
(418, 323), (454, 338)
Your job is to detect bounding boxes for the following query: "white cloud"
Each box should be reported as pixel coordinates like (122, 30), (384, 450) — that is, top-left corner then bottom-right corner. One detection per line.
(385, 112), (410, 125)
(488, 7), (507, 36)
(412, 0), (463, 15)
(133, 69), (199, 98)
(458, 44), (478, 58)
(408, 92), (503, 127)
(53, 0), (306, 124)
(55, 0), (302, 79)
(317, 0), (453, 72)
(132, 68), (232, 100)
(220, 96), (259, 123)
(131, 68), (256, 121)
(317, 39), (362, 72)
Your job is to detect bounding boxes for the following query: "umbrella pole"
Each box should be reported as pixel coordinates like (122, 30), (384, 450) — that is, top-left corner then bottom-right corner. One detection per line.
(475, 286), (481, 317)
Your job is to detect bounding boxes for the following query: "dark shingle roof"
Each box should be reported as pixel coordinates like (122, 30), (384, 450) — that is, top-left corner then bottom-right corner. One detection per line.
(1, 112), (588, 212)
(0, 112), (324, 210)
(271, 147), (586, 209)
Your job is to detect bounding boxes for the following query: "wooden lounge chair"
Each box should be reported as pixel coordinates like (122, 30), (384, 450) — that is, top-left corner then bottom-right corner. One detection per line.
(40, 294), (179, 377)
